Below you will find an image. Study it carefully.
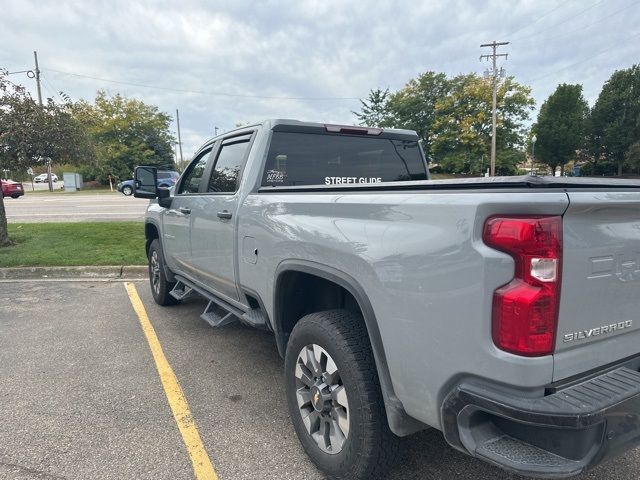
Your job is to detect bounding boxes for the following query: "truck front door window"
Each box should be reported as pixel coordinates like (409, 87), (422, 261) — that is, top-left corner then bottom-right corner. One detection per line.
(207, 140), (250, 193)
(179, 148), (211, 194)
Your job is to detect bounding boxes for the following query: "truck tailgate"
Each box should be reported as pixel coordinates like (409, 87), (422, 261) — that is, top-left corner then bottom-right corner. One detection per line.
(554, 191), (640, 381)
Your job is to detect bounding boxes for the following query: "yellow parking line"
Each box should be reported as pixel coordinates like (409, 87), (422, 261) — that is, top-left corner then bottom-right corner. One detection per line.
(124, 282), (219, 480)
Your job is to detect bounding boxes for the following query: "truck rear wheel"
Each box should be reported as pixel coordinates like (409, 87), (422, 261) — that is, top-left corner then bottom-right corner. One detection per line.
(284, 310), (399, 480)
(148, 239), (178, 306)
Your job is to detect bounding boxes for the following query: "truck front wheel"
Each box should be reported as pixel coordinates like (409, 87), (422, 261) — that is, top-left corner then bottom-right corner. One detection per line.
(284, 310), (399, 480)
(148, 239), (178, 306)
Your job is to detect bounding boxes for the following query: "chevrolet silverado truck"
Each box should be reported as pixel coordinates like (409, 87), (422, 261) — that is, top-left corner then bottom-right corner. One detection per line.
(134, 119), (640, 480)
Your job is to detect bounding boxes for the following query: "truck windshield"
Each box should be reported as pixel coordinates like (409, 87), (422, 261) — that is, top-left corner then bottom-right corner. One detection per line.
(261, 132), (427, 187)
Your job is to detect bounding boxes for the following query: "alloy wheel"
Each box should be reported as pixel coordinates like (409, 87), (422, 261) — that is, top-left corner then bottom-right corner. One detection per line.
(150, 250), (161, 295)
(294, 344), (350, 454)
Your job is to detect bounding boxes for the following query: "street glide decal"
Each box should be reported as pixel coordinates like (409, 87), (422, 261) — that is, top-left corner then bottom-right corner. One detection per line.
(325, 177), (382, 185)
(563, 320), (633, 343)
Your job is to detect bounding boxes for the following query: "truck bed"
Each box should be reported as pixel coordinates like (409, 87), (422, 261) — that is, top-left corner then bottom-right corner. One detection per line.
(259, 175), (640, 192)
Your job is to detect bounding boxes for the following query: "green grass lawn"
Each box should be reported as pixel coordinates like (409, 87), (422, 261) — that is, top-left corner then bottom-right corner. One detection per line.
(0, 222), (147, 267)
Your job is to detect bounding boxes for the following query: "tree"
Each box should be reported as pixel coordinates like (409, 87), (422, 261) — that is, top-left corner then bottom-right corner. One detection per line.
(352, 88), (394, 127)
(386, 72), (450, 157)
(432, 74), (534, 175)
(533, 84), (589, 174)
(625, 141), (640, 174)
(0, 71), (90, 246)
(74, 91), (175, 183)
(590, 65), (640, 176)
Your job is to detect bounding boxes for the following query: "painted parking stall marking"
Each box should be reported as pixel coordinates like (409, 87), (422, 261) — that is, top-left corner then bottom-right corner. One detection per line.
(124, 282), (218, 480)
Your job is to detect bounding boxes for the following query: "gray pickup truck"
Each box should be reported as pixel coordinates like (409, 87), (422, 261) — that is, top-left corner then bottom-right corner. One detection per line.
(134, 119), (640, 480)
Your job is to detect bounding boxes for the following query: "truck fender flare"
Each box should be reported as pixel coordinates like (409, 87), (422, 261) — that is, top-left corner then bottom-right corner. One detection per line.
(274, 260), (427, 436)
(145, 220), (176, 282)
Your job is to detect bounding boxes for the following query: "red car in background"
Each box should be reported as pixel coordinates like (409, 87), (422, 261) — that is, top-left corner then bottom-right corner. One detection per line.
(1, 179), (25, 199)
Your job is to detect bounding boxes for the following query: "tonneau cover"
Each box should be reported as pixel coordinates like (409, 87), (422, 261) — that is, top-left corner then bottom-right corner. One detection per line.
(259, 175), (640, 192)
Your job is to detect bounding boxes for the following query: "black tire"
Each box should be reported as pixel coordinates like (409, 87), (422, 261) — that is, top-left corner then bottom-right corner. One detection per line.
(122, 185), (133, 196)
(147, 239), (179, 306)
(285, 310), (399, 480)
(11, 194), (20, 199)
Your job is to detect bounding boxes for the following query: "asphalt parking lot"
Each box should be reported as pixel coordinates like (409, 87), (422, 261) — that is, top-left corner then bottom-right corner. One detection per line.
(1, 280), (639, 480)
(4, 193), (148, 222)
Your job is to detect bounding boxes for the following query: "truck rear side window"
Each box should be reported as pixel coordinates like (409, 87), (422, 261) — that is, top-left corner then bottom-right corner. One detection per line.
(261, 132), (427, 187)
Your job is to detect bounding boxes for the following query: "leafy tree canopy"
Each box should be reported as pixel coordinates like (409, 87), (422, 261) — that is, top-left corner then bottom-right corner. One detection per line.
(352, 71), (534, 174)
(533, 83), (589, 172)
(0, 71), (90, 246)
(74, 91), (175, 182)
(353, 88), (394, 128)
(0, 72), (90, 174)
(590, 64), (640, 175)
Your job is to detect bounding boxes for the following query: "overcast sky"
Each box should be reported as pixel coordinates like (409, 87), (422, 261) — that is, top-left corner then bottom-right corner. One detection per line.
(1, 0), (638, 158)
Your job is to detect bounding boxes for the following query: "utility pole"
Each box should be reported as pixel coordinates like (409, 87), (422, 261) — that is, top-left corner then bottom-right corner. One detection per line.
(175, 109), (184, 168)
(33, 51), (54, 192)
(33, 51), (43, 106)
(214, 126), (219, 136)
(480, 41), (509, 177)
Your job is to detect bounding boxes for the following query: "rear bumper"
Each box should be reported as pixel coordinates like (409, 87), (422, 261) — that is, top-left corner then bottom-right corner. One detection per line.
(441, 367), (640, 478)
(4, 188), (24, 197)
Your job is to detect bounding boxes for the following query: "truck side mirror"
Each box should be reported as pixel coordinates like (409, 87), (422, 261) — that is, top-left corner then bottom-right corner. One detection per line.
(157, 186), (172, 208)
(134, 166), (158, 198)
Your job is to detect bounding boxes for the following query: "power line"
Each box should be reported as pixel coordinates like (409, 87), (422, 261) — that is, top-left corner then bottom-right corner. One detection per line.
(523, 30), (640, 84)
(44, 67), (361, 101)
(40, 75), (57, 100)
(41, 73), (65, 103)
(536, 0), (640, 44)
(512, 0), (607, 42)
(505, 0), (573, 37)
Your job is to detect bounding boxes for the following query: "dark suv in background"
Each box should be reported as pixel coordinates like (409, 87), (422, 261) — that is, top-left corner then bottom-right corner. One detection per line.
(117, 170), (179, 195)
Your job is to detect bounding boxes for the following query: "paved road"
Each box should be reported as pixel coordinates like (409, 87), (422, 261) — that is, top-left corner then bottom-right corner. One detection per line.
(4, 193), (148, 222)
(1, 280), (638, 480)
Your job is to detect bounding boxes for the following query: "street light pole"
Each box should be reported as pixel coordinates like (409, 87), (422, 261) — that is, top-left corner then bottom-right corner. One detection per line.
(176, 109), (184, 168)
(33, 51), (54, 193)
(530, 135), (537, 175)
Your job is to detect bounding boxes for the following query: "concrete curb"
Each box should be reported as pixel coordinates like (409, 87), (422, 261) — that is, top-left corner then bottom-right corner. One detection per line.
(0, 265), (148, 280)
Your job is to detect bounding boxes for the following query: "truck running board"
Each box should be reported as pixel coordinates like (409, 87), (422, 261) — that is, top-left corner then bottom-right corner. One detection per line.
(170, 275), (269, 330)
(169, 281), (196, 301)
(201, 301), (236, 328)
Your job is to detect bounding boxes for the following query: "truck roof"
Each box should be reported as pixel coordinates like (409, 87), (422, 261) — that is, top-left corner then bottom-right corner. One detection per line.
(206, 119), (419, 143)
(267, 119), (418, 138)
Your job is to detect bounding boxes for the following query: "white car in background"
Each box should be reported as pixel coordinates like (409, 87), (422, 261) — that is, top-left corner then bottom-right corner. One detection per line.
(34, 173), (58, 183)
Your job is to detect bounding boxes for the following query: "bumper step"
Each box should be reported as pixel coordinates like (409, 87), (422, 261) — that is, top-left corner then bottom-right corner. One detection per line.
(476, 434), (582, 471)
(442, 366), (640, 478)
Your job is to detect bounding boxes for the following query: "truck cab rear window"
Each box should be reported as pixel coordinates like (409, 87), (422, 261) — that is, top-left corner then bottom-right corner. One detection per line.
(261, 132), (427, 187)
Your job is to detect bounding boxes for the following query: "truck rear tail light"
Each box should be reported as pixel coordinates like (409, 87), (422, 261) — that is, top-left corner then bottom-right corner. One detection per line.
(483, 216), (562, 357)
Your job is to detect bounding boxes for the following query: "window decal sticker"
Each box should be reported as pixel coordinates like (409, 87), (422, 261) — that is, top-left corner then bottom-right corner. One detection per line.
(266, 169), (286, 183)
(325, 177), (382, 185)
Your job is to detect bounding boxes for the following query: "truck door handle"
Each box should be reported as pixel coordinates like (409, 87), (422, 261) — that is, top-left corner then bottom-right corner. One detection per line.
(179, 207), (191, 215)
(217, 210), (232, 220)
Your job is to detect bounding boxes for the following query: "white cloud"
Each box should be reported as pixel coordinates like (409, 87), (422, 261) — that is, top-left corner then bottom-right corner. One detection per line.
(1, 0), (638, 157)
